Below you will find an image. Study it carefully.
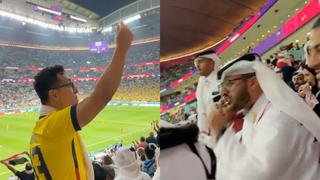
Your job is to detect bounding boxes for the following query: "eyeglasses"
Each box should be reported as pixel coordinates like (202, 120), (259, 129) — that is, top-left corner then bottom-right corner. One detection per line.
(307, 43), (320, 56)
(218, 74), (255, 90)
(50, 82), (75, 90)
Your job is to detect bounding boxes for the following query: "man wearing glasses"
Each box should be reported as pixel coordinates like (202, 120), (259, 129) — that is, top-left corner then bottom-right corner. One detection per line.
(29, 22), (133, 180)
(209, 53), (320, 179)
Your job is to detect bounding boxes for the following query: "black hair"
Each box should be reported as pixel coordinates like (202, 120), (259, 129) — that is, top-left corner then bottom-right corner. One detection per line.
(103, 155), (114, 166)
(266, 59), (271, 64)
(25, 163), (33, 171)
(145, 144), (156, 160)
(33, 65), (64, 104)
(92, 162), (106, 180)
(140, 136), (146, 142)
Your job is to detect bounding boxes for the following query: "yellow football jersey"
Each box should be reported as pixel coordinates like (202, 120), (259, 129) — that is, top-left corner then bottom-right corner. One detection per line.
(30, 105), (89, 180)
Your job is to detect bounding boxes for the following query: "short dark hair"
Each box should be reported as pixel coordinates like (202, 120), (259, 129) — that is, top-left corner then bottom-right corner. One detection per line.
(103, 155), (114, 166)
(140, 136), (146, 142)
(92, 162), (106, 180)
(145, 144), (156, 159)
(34, 65), (64, 104)
(25, 163), (33, 171)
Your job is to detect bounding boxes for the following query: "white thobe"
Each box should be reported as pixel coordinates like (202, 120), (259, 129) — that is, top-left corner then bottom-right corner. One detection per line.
(196, 71), (219, 133)
(213, 94), (320, 180)
(160, 142), (212, 180)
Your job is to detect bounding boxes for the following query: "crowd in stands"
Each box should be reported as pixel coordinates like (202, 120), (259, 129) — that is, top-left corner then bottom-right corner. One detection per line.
(160, 41), (316, 124)
(160, 83), (197, 107)
(261, 42), (320, 117)
(0, 42), (159, 68)
(91, 129), (159, 180)
(0, 41), (159, 109)
(160, 61), (195, 89)
(2, 121), (160, 180)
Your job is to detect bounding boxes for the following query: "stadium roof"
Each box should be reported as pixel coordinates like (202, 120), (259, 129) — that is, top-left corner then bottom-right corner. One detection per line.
(160, 0), (270, 62)
(26, 0), (100, 19)
(69, 0), (137, 18)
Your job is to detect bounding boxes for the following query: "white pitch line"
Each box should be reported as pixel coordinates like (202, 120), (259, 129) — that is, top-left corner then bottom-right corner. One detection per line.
(97, 120), (148, 126)
(86, 127), (150, 147)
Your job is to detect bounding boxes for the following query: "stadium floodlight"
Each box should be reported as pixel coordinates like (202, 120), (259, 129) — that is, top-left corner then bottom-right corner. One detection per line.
(70, 15), (87, 23)
(230, 33), (240, 43)
(0, 10), (92, 33)
(123, 14), (141, 24)
(36, 6), (61, 16)
(102, 26), (112, 33)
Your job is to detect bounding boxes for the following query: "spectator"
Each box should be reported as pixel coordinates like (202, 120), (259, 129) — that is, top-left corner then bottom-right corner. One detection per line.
(134, 137), (147, 149)
(146, 132), (157, 145)
(0, 161), (34, 180)
(114, 148), (151, 180)
(143, 144), (156, 177)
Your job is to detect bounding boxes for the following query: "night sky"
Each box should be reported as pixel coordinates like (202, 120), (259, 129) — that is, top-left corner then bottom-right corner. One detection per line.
(70, 0), (137, 18)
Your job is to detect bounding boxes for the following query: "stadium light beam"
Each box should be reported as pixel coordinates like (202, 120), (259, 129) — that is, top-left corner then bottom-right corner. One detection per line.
(36, 6), (61, 16)
(70, 15), (87, 23)
(123, 14), (141, 24)
(102, 26), (112, 33)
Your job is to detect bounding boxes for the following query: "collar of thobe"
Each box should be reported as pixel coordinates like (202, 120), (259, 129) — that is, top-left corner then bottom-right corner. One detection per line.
(39, 104), (57, 118)
(244, 94), (270, 124)
(218, 53), (320, 141)
(203, 70), (218, 84)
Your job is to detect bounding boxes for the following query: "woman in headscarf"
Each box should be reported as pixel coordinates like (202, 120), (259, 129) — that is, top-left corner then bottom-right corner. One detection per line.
(296, 64), (320, 116)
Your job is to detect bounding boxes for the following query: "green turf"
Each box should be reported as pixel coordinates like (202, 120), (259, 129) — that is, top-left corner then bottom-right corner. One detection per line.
(0, 106), (158, 179)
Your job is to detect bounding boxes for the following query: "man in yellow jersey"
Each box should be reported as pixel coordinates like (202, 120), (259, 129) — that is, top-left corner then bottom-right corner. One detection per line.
(29, 22), (133, 180)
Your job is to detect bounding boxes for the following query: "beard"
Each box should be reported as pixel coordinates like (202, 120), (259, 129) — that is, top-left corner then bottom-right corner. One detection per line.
(231, 84), (251, 111)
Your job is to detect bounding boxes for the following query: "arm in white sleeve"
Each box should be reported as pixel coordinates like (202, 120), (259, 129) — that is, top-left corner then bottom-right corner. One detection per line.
(196, 86), (208, 133)
(214, 110), (304, 180)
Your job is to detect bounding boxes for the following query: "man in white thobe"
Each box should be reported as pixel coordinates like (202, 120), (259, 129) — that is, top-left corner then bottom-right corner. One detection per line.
(209, 53), (320, 180)
(159, 121), (214, 180)
(195, 50), (221, 137)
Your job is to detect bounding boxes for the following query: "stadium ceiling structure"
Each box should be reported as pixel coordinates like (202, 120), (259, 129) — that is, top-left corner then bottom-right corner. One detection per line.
(160, 0), (269, 62)
(218, 0), (310, 62)
(54, 0), (100, 19)
(27, 0), (100, 19)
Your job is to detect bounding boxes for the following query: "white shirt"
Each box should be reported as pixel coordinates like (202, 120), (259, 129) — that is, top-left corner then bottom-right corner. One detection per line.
(213, 94), (320, 180)
(160, 142), (212, 180)
(196, 71), (219, 132)
(114, 171), (151, 180)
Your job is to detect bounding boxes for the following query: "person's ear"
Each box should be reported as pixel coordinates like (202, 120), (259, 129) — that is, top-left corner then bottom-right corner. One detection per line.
(48, 89), (58, 101)
(246, 76), (258, 89)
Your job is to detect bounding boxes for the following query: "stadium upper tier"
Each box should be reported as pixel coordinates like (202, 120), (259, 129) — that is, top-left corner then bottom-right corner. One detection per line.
(0, 7), (159, 47)
(0, 41), (159, 69)
(0, 40), (159, 109)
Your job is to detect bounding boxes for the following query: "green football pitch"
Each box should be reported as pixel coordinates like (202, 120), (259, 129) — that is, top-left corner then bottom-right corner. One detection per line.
(0, 106), (159, 179)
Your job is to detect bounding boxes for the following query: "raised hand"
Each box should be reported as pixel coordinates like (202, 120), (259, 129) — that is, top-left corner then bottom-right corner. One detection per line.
(116, 22), (133, 50)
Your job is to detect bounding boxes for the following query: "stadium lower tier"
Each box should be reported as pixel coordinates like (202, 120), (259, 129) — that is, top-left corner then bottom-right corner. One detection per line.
(0, 77), (159, 109)
(0, 106), (159, 179)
